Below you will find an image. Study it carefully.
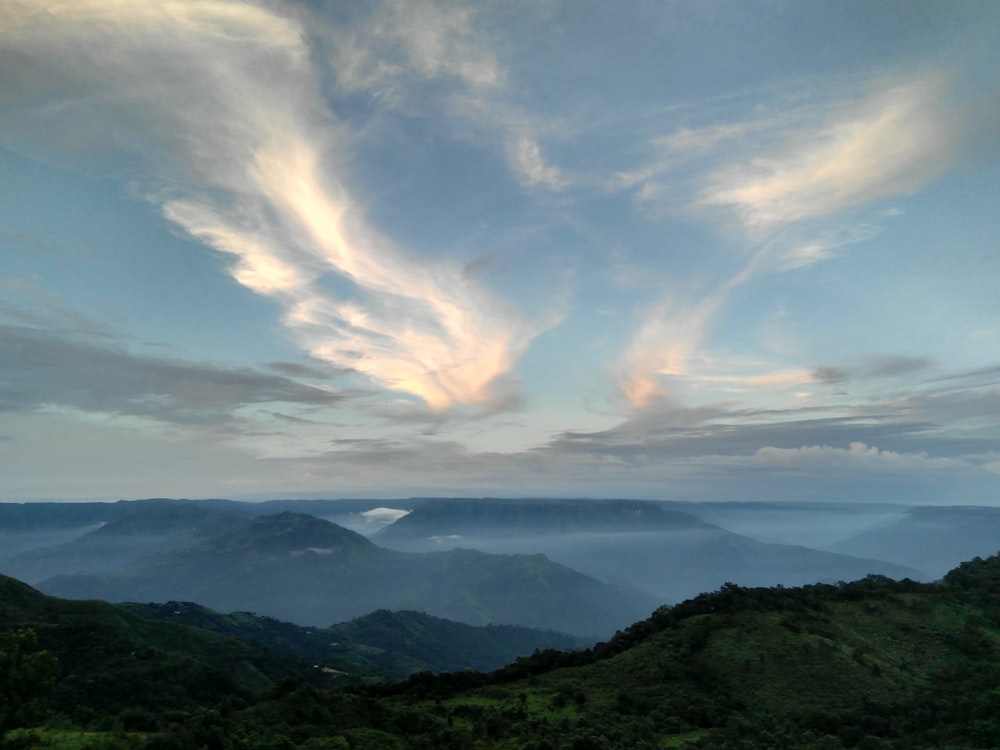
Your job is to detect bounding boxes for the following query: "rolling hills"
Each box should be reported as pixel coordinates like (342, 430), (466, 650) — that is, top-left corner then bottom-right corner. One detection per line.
(124, 602), (585, 677)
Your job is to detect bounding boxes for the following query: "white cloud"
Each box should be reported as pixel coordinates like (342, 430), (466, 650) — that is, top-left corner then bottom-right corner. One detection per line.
(754, 442), (964, 471)
(0, 0), (541, 412)
(610, 74), (965, 412)
(361, 506), (411, 524)
(509, 136), (564, 189)
(328, 0), (502, 96)
(614, 297), (715, 409)
(699, 76), (956, 230)
(654, 119), (767, 156)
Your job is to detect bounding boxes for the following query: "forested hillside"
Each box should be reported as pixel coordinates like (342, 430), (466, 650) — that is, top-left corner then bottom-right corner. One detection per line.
(4, 554), (1000, 748)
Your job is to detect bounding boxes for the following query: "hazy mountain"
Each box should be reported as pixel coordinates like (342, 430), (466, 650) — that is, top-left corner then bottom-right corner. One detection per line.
(34, 511), (656, 637)
(828, 505), (1000, 577)
(375, 497), (711, 539)
(1, 504), (240, 585)
(0, 498), (422, 560)
(662, 500), (914, 548)
(374, 498), (925, 601)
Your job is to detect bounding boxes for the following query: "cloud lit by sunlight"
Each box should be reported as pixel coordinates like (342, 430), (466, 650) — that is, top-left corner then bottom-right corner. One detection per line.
(0, 0), (538, 411)
(700, 76), (956, 230)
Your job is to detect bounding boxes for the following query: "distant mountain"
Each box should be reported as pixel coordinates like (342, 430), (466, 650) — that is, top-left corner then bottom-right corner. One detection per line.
(828, 505), (1000, 577)
(35, 511), (656, 637)
(125, 601), (586, 677)
(374, 498), (925, 600)
(0, 498), (424, 561)
(1, 504), (240, 585)
(375, 497), (711, 540)
(661, 500), (914, 548)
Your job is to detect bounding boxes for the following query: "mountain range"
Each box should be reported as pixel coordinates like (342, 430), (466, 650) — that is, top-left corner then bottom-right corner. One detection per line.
(5, 497), (1000, 639)
(373, 498), (925, 600)
(828, 505), (1000, 577)
(18, 510), (655, 637)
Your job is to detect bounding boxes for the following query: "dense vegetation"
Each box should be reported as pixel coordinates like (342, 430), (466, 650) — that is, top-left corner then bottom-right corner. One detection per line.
(4, 555), (1000, 749)
(122, 603), (585, 678)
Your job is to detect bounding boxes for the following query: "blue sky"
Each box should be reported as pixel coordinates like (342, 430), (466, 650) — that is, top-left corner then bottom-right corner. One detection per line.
(1, 0), (999, 502)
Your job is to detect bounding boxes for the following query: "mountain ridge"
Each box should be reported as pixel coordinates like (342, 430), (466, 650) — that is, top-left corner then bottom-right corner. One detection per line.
(29, 510), (656, 637)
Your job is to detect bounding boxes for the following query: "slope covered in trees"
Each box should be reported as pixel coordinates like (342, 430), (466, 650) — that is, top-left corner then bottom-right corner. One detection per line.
(5, 554), (1000, 748)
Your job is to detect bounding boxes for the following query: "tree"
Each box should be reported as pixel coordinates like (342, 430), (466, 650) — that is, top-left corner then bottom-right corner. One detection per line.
(0, 629), (58, 744)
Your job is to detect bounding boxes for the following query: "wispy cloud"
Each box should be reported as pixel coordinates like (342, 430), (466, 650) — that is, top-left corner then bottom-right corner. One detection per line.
(509, 135), (564, 189)
(322, 0), (571, 194)
(610, 69), (978, 411)
(326, 0), (503, 98)
(0, 0), (540, 412)
(698, 75), (956, 231)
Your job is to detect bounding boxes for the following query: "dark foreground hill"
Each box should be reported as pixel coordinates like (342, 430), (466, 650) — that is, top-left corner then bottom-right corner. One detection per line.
(32, 511), (655, 637)
(0, 576), (589, 711)
(123, 602), (586, 677)
(0, 572), (314, 720)
(6, 554), (1000, 749)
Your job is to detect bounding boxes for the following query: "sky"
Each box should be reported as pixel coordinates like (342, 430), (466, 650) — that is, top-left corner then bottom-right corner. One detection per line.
(1, 0), (999, 503)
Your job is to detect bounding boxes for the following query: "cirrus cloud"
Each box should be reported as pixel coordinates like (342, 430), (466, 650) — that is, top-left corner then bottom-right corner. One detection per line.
(0, 0), (540, 412)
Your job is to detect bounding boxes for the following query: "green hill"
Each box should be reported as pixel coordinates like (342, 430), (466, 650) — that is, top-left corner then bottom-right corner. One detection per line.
(8, 553), (1000, 748)
(141, 554), (1000, 749)
(0, 573), (313, 722)
(123, 602), (586, 677)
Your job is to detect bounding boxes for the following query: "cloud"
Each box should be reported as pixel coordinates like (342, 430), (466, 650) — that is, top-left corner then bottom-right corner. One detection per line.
(867, 356), (933, 378)
(0, 0), (540, 412)
(655, 120), (766, 156)
(812, 366), (849, 385)
(699, 75), (958, 231)
(321, 0), (572, 194)
(361, 506), (410, 524)
(610, 71), (972, 411)
(265, 360), (344, 380)
(754, 441), (963, 472)
(612, 239), (804, 409)
(326, 0), (502, 97)
(509, 136), (564, 189)
(0, 324), (346, 427)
